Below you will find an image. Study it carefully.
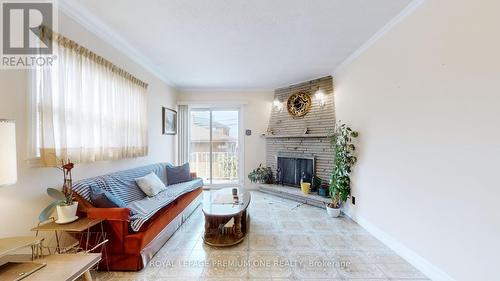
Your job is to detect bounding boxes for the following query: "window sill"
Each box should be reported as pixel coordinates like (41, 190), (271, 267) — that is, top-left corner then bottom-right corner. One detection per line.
(26, 157), (42, 168)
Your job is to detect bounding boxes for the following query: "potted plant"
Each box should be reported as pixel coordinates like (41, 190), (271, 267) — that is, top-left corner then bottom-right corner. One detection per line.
(318, 181), (329, 197)
(327, 122), (359, 217)
(39, 160), (79, 224)
(311, 175), (322, 192)
(248, 164), (273, 184)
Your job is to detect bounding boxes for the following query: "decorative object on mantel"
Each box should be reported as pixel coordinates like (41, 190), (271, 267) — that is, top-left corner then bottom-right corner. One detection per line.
(266, 127), (274, 135)
(39, 160), (79, 224)
(162, 107), (177, 135)
(327, 122), (359, 218)
(287, 91), (312, 118)
(303, 127), (310, 134)
(248, 164), (273, 184)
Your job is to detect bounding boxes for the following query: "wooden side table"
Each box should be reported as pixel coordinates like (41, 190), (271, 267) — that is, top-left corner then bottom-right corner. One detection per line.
(0, 236), (46, 280)
(0, 236), (44, 259)
(1, 253), (101, 281)
(31, 217), (108, 270)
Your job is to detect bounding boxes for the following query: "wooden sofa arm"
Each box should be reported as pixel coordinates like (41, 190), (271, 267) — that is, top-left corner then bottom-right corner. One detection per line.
(87, 207), (130, 222)
(190, 172), (197, 178)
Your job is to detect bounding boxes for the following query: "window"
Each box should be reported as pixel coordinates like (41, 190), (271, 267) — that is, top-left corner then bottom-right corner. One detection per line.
(29, 32), (148, 166)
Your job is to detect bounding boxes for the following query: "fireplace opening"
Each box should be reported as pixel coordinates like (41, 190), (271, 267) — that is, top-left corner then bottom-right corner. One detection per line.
(276, 153), (315, 188)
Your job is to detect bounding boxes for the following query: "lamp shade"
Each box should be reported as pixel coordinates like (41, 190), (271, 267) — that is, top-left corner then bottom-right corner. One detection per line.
(0, 120), (17, 186)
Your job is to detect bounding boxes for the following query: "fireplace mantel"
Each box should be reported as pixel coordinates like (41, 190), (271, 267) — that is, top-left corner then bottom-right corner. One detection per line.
(262, 133), (328, 139)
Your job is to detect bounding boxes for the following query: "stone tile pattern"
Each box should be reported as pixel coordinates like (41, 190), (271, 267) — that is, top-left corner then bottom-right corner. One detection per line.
(266, 76), (335, 181)
(90, 191), (429, 281)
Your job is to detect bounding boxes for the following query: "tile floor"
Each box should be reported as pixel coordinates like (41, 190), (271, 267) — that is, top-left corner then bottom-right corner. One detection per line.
(93, 191), (428, 280)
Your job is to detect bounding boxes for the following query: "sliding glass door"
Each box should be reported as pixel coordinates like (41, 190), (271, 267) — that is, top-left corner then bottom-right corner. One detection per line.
(189, 108), (240, 185)
(190, 110), (211, 182)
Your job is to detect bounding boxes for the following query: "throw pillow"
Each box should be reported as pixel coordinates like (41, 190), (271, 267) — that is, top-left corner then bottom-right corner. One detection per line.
(90, 185), (126, 208)
(166, 163), (191, 185)
(135, 172), (167, 197)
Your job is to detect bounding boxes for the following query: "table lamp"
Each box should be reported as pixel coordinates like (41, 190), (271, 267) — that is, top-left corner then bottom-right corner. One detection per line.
(0, 119), (17, 186)
(0, 121), (45, 278)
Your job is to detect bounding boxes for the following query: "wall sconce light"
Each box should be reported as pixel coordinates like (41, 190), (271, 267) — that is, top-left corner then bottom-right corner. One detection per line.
(315, 88), (326, 107)
(273, 99), (283, 112)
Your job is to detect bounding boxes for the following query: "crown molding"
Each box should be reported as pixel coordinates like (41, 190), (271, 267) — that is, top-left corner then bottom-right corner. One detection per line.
(178, 87), (274, 94)
(58, 0), (175, 88)
(333, 0), (425, 75)
(273, 75), (332, 91)
(177, 101), (249, 106)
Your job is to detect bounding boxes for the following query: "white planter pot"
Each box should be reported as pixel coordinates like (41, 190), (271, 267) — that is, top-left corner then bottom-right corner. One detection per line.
(56, 202), (78, 223)
(326, 205), (341, 218)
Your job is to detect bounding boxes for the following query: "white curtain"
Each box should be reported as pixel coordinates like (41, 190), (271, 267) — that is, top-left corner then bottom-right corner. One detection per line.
(31, 39), (148, 166)
(177, 104), (189, 165)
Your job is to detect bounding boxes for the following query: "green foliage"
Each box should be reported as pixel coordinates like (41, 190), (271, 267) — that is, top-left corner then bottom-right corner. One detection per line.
(313, 175), (322, 189)
(38, 200), (64, 222)
(248, 164), (273, 184)
(329, 121), (359, 208)
(47, 187), (67, 201)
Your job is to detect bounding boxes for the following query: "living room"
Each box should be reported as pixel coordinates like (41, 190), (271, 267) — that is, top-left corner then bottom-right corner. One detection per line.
(0, 0), (498, 280)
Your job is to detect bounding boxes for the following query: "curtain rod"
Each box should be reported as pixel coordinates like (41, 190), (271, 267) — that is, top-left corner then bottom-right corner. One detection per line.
(39, 25), (149, 89)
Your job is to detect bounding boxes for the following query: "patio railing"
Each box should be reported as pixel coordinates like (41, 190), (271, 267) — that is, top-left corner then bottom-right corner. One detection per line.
(190, 152), (239, 181)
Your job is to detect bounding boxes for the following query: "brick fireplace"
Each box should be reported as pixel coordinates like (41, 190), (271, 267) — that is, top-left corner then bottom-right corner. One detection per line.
(265, 76), (335, 185)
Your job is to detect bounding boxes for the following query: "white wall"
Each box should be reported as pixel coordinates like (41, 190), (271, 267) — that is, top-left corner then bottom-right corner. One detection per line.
(0, 12), (177, 237)
(178, 90), (274, 188)
(334, 0), (500, 280)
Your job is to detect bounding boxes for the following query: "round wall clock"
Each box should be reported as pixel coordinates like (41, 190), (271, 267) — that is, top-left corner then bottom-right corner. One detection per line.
(287, 91), (312, 117)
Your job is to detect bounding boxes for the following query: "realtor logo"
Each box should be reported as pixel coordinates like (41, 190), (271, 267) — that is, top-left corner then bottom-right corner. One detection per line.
(1, 0), (56, 68)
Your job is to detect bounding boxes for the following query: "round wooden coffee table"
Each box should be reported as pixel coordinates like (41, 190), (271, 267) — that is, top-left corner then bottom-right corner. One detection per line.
(202, 187), (251, 247)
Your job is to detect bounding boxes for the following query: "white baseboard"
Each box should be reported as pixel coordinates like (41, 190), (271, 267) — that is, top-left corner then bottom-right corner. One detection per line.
(343, 208), (455, 281)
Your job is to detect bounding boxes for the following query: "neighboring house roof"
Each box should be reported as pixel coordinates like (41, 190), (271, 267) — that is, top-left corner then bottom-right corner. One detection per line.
(191, 125), (237, 142)
(191, 116), (237, 142)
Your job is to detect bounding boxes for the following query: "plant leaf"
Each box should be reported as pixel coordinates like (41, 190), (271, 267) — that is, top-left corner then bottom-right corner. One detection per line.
(38, 200), (63, 222)
(47, 187), (66, 201)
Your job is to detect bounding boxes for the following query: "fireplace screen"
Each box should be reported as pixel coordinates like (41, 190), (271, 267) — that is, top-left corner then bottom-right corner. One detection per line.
(277, 154), (314, 188)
